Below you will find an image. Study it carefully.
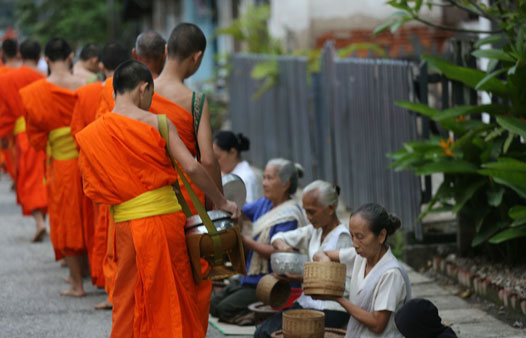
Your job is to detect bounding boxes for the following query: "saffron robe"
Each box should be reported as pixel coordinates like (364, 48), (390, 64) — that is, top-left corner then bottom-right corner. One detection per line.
(71, 81), (104, 286)
(0, 66), (47, 215)
(149, 93), (212, 331)
(0, 64), (16, 180)
(20, 79), (85, 259)
(76, 113), (204, 338)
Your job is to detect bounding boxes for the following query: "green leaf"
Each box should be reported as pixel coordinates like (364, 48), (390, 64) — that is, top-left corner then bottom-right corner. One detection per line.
(482, 158), (526, 171)
(472, 219), (502, 247)
(422, 54), (507, 97)
(373, 21), (396, 35)
(486, 58), (499, 73)
(474, 34), (508, 48)
(503, 132), (515, 154)
(472, 49), (515, 62)
(509, 205), (526, 219)
(453, 180), (486, 213)
(484, 127), (505, 142)
(417, 181), (449, 221)
(492, 177), (526, 199)
(511, 218), (526, 227)
(415, 159), (478, 175)
(489, 226), (526, 244)
(475, 68), (508, 90)
(487, 185), (505, 207)
(395, 101), (439, 118)
(496, 116), (526, 139)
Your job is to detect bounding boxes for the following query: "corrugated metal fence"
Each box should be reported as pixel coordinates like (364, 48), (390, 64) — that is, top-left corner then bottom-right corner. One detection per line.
(228, 43), (422, 238)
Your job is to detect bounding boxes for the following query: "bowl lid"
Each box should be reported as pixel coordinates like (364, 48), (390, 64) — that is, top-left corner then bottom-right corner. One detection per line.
(185, 210), (232, 228)
(222, 173), (247, 209)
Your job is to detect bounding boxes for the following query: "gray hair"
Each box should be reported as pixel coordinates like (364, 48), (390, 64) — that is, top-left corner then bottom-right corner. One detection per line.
(303, 180), (340, 208)
(266, 158), (304, 195)
(135, 31), (166, 60)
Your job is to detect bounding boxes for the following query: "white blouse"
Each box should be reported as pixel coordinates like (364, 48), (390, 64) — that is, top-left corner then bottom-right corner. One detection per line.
(231, 160), (262, 204)
(271, 223), (352, 312)
(339, 247), (408, 338)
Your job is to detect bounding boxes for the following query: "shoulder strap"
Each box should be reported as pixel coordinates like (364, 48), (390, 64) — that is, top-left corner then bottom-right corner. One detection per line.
(191, 92), (206, 160)
(157, 114), (222, 241)
(158, 114), (193, 217)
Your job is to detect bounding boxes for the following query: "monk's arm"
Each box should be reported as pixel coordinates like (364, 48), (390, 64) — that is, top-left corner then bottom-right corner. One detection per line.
(196, 99), (223, 193)
(334, 298), (392, 334)
(167, 120), (236, 216)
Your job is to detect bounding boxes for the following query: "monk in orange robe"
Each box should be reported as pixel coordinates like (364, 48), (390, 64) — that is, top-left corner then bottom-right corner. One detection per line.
(72, 43), (101, 84)
(150, 23), (222, 332)
(0, 39), (47, 242)
(0, 38), (21, 180)
(132, 31), (166, 79)
(20, 38), (87, 297)
(76, 60), (239, 338)
(71, 41), (131, 309)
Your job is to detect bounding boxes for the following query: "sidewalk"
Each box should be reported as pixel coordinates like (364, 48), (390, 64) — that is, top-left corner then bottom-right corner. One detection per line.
(0, 176), (523, 337)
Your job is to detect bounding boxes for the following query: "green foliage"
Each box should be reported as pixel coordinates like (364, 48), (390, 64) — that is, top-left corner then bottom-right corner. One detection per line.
(14, 0), (117, 48)
(383, 1), (526, 256)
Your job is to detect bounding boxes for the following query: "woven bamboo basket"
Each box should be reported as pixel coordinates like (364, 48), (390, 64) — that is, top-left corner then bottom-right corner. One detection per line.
(271, 328), (346, 338)
(303, 262), (346, 298)
(256, 274), (291, 308)
(282, 309), (325, 338)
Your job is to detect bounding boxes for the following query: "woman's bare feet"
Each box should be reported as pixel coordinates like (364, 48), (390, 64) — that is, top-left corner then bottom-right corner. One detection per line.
(94, 299), (113, 310)
(63, 276), (72, 284)
(60, 287), (86, 297)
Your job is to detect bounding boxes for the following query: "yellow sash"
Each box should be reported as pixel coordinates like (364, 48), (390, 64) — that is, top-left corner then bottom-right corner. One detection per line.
(13, 116), (26, 135)
(47, 126), (79, 160)
(110, 185), (182, 223)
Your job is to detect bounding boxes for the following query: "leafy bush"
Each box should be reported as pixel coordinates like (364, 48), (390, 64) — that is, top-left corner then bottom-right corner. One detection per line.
(380, 1), (526, 258)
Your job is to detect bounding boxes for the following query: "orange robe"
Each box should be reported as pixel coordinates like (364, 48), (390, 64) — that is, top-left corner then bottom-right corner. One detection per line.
(149, 93), (212, 332)
(0, 66), (47, 215)
(0, 65), (17, 180)
(76, 113), (204, 338)
(89, 78), (117, 296)
(20, 79), (85, 259)
(71, 81), (104, 286)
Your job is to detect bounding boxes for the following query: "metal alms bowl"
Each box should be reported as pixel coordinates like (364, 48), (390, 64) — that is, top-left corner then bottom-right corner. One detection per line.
(270, 252), (308, 275)
(184, 210), (235, 235)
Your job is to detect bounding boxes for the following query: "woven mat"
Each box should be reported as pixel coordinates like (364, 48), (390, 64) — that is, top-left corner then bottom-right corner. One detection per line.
(208, 315), (256, 336)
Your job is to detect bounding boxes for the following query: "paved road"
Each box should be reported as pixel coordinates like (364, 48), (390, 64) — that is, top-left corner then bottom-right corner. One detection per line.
(1, 176), (524, 337)
(0, 177), (227, 338)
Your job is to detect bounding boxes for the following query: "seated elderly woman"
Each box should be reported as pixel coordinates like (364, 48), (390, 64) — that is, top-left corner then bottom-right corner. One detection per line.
(314, 203), (411, 338)
(254, 180), (353, 338)
(210, 158), (307, 324)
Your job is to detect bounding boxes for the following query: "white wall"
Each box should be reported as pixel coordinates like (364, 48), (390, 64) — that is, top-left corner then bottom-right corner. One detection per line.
(269, 0), (443, 48)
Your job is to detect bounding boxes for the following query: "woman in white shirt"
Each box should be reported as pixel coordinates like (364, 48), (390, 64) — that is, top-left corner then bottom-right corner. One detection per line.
(254, 180), (353, 338)
(314, 203), (411, 338)
(213, 131), (262, 204)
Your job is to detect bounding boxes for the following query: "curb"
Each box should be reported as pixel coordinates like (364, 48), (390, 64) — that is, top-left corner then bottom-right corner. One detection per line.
(432, 256), (526, 320)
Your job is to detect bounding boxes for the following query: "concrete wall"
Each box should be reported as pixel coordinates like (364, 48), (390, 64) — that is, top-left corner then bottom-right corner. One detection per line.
(269, 0), (443, 49)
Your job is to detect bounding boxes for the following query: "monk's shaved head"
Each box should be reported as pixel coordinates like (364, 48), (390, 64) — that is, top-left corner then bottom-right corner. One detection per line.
(101, 41), (130, 71)
(2, 39), (18, 58)
(135, 32), (165, 61)
(79, 43), (101, 61)
(113, 60), (153, 95)
(167, 23), (206, 60)
(20, 39), (41, 62)
(45, 38), (72, 62)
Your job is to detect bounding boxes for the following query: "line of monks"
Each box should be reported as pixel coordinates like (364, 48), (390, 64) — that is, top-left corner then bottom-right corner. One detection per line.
(0, 23), (236, 337)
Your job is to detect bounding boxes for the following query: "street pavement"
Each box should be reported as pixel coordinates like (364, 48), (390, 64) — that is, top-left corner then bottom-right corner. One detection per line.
(0, 176), (524, 337)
